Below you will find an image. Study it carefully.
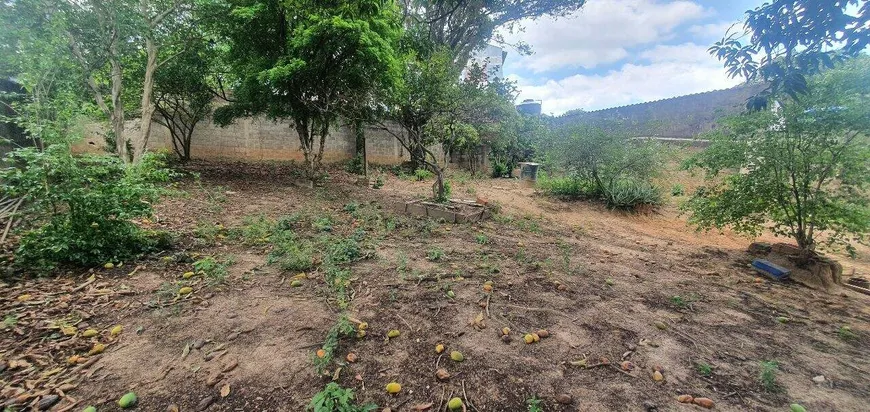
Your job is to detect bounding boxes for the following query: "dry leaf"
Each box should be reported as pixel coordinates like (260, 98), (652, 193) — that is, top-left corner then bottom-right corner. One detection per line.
(181, 343), (191, 359)
(220, 384), (230, 398)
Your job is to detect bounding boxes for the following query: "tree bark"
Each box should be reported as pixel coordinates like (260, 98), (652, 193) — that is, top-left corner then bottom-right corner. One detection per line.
(134, 36), (159, 163)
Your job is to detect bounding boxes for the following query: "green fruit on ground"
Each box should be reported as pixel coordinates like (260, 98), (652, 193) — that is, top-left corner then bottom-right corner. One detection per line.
(118, 392), (137, 408)
(446, 290), (455, 298)
(387, 329), (400, 338)
(448, 397), (464, 410)
(104, 262), (114, 269)
(83, 407), (97, 412)
(450, 351), (464, 362)
(790, 405), (807, 412)
(290, 280), (303, 287)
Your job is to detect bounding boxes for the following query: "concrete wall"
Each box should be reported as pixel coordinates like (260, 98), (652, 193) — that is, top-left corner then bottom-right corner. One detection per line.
(557, 84), (768, 138)
(77, 117), (440, 166)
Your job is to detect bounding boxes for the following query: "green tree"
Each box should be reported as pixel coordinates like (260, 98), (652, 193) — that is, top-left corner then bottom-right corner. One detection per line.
(710, 0), (869, 109)
(683, 58), (870, 256)
(212, 0), (402, 177)
(152, 44), (214, 161)
(402, 0), (587, 66)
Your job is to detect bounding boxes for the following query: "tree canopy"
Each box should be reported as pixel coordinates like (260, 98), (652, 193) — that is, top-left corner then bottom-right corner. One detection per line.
(212, 0), (402, 175)
(710, 0), (870, 109)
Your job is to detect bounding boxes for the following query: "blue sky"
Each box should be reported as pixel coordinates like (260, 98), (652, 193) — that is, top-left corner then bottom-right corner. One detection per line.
(500, 0), (764, 115)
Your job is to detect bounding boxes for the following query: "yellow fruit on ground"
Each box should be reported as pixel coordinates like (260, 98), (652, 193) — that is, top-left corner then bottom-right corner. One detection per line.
(17, 294), (31, 302)
(178, 287), (193, 295)
(448, 397), (464, 410)
(82, 329), (99, 338)
(387, 329), (400, 338)
(88, 343), (106, 356)
(531, 333), (540, 342)
(450, 351), (464, 362)
(182, 272), (195, 279)
(435, 344), (445, 354)
(523, 334), (535, 344)
(501, 327), (511, 336)
(104, 262), (115, 269)
(483, 284), (493, 292)
(358, 322), (368, 331)
(385, 382), (401, 394)
(110, 325), (123, 336)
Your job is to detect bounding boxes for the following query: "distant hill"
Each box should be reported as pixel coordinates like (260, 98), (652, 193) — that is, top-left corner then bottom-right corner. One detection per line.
(556, 83), (767, 138)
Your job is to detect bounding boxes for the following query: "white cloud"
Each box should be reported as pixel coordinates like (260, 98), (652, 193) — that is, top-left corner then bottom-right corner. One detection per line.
(510, 44), (744, 115)
(688, 21), (743, 40)
(501, 0), (713, 73)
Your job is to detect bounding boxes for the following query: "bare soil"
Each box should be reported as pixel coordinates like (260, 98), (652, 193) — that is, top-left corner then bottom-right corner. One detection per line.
(2, 161), (869, 412)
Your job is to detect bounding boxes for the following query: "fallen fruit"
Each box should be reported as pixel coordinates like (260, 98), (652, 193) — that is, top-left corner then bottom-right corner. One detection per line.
(118, 392), (137, 408)
(446, 290), (455, 299)
(83, 406), (97, 412)
(316, 349), (326, 358)
(523, 334), (535, 344)
(483, 284), (493, 292)
(531, 333), (540, 342)
(82, 329), (99, 338)
(178, 287), (193, 295)
(387, 329), (400, 338)
(16, 294), (31, 302)
(536, 329), (549, 338)
(605, 279), (615, 286)
(435, 368), (450, 380)
(676, 395), (693, 403)
(790, 404), (807, 412)
(620, 361), (634, 371)
(183, 271), (195, 279)
(346, 353), (358, 363)
(356, 330), (366, 338)
(104, 262), (115, 269)
(652, 370), (664, 382)
(61, 326), (77, 336)
(220, 384), (230, 398)
(776, 316), (790, 323)
(501, 327), (511, 336)
(358, 322), (368, 331)
(693, 397), (714, 408)
(654, 321), (668, 330)
(110, 325), (123, 336)
(88, 343), (106, 356)
(385, 382), (401, 394)
(450, 351), (464, 362)
(435, 344), (445, 354)
(447, 397), (463, 410)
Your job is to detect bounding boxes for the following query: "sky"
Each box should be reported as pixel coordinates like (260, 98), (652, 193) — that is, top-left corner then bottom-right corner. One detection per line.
(500, 0), (765, 115)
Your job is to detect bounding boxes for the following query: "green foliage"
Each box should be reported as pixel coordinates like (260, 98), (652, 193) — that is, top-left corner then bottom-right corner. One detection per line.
(312, 315), (356, 374)
(434, 180), (452, 203)
(313, 216), (334, 232)
(307, 382), (377, 412)
(683, 59), (870, 253)
(710, 0), (868, 109)
(212, 0), (402, 176)
(427, 248), (445, 261)
(526, 396), (543, 412)
(603, 179), (663, 210)
(696, 361), (713, 377)
(192, 255), (233, 285)
(838, 325), (857, 341)
(268, 230), (315, 272)
(1, 146), (171, 271)
(413, 168), (434, 181)
(542, 125), (665, 210)
(193, 221), (225, 246)
(475, 234), (490, 245)
(671, 183), (686, 196)
(759, 361), (781, 392)
(372, 175), (385, 189)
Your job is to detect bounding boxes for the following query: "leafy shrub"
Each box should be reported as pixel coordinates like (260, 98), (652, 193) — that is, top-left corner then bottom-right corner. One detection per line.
(602, 179), (662, 209)
(413, 168), (433, 181)
(537, 174), (598, 198)
(267, 230), (315, 271)
(759, 361), (780, 392)
(308, 382), (376, 412)
(490, 159), (510, 178)
(671, 183), (685, 196)
(192, 255), (234, 285)
(1, 146), (172, 270)
(372, 175), (384, 189)
(434, 180), (452, 203)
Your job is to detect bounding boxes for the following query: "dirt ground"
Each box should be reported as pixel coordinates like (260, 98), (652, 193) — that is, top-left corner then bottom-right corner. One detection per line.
(1, 162), (869, 412)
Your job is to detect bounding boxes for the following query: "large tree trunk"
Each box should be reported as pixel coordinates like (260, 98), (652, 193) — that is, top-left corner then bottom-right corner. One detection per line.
(134, 37), (159, 163)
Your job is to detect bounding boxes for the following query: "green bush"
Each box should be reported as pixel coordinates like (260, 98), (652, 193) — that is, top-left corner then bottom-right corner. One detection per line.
(1, 145), (172, 270)
(537, 174), (598, 198)
(603, 179), (663, 209)
(413, 168), (433, 181)
(490, 159), (511, 178)
(267, 230), (315, 271)
(307, 382), (376, 412)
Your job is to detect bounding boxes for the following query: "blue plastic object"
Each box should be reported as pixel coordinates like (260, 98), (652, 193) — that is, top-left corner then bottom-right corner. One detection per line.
(752, 259), (791, 280)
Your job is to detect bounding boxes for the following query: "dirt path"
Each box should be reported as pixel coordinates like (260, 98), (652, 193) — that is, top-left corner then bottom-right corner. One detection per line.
(2, 165), (868, 412)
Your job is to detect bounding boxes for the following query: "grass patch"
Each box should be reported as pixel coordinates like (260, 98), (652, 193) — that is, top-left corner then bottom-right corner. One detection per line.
(308, 382), (376, 412)
(759, 360), (781, 392)
(192, 255), (234, 285)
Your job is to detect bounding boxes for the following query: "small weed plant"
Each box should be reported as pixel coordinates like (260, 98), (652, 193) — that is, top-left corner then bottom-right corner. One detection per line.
(696, 361), (713, 377)
(759, 360), (781, 392)
(526, 396), (543, 412)
(307, 382), (376, 412)
(192, 256), (234, 285)
(427, 248), (445, 261)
